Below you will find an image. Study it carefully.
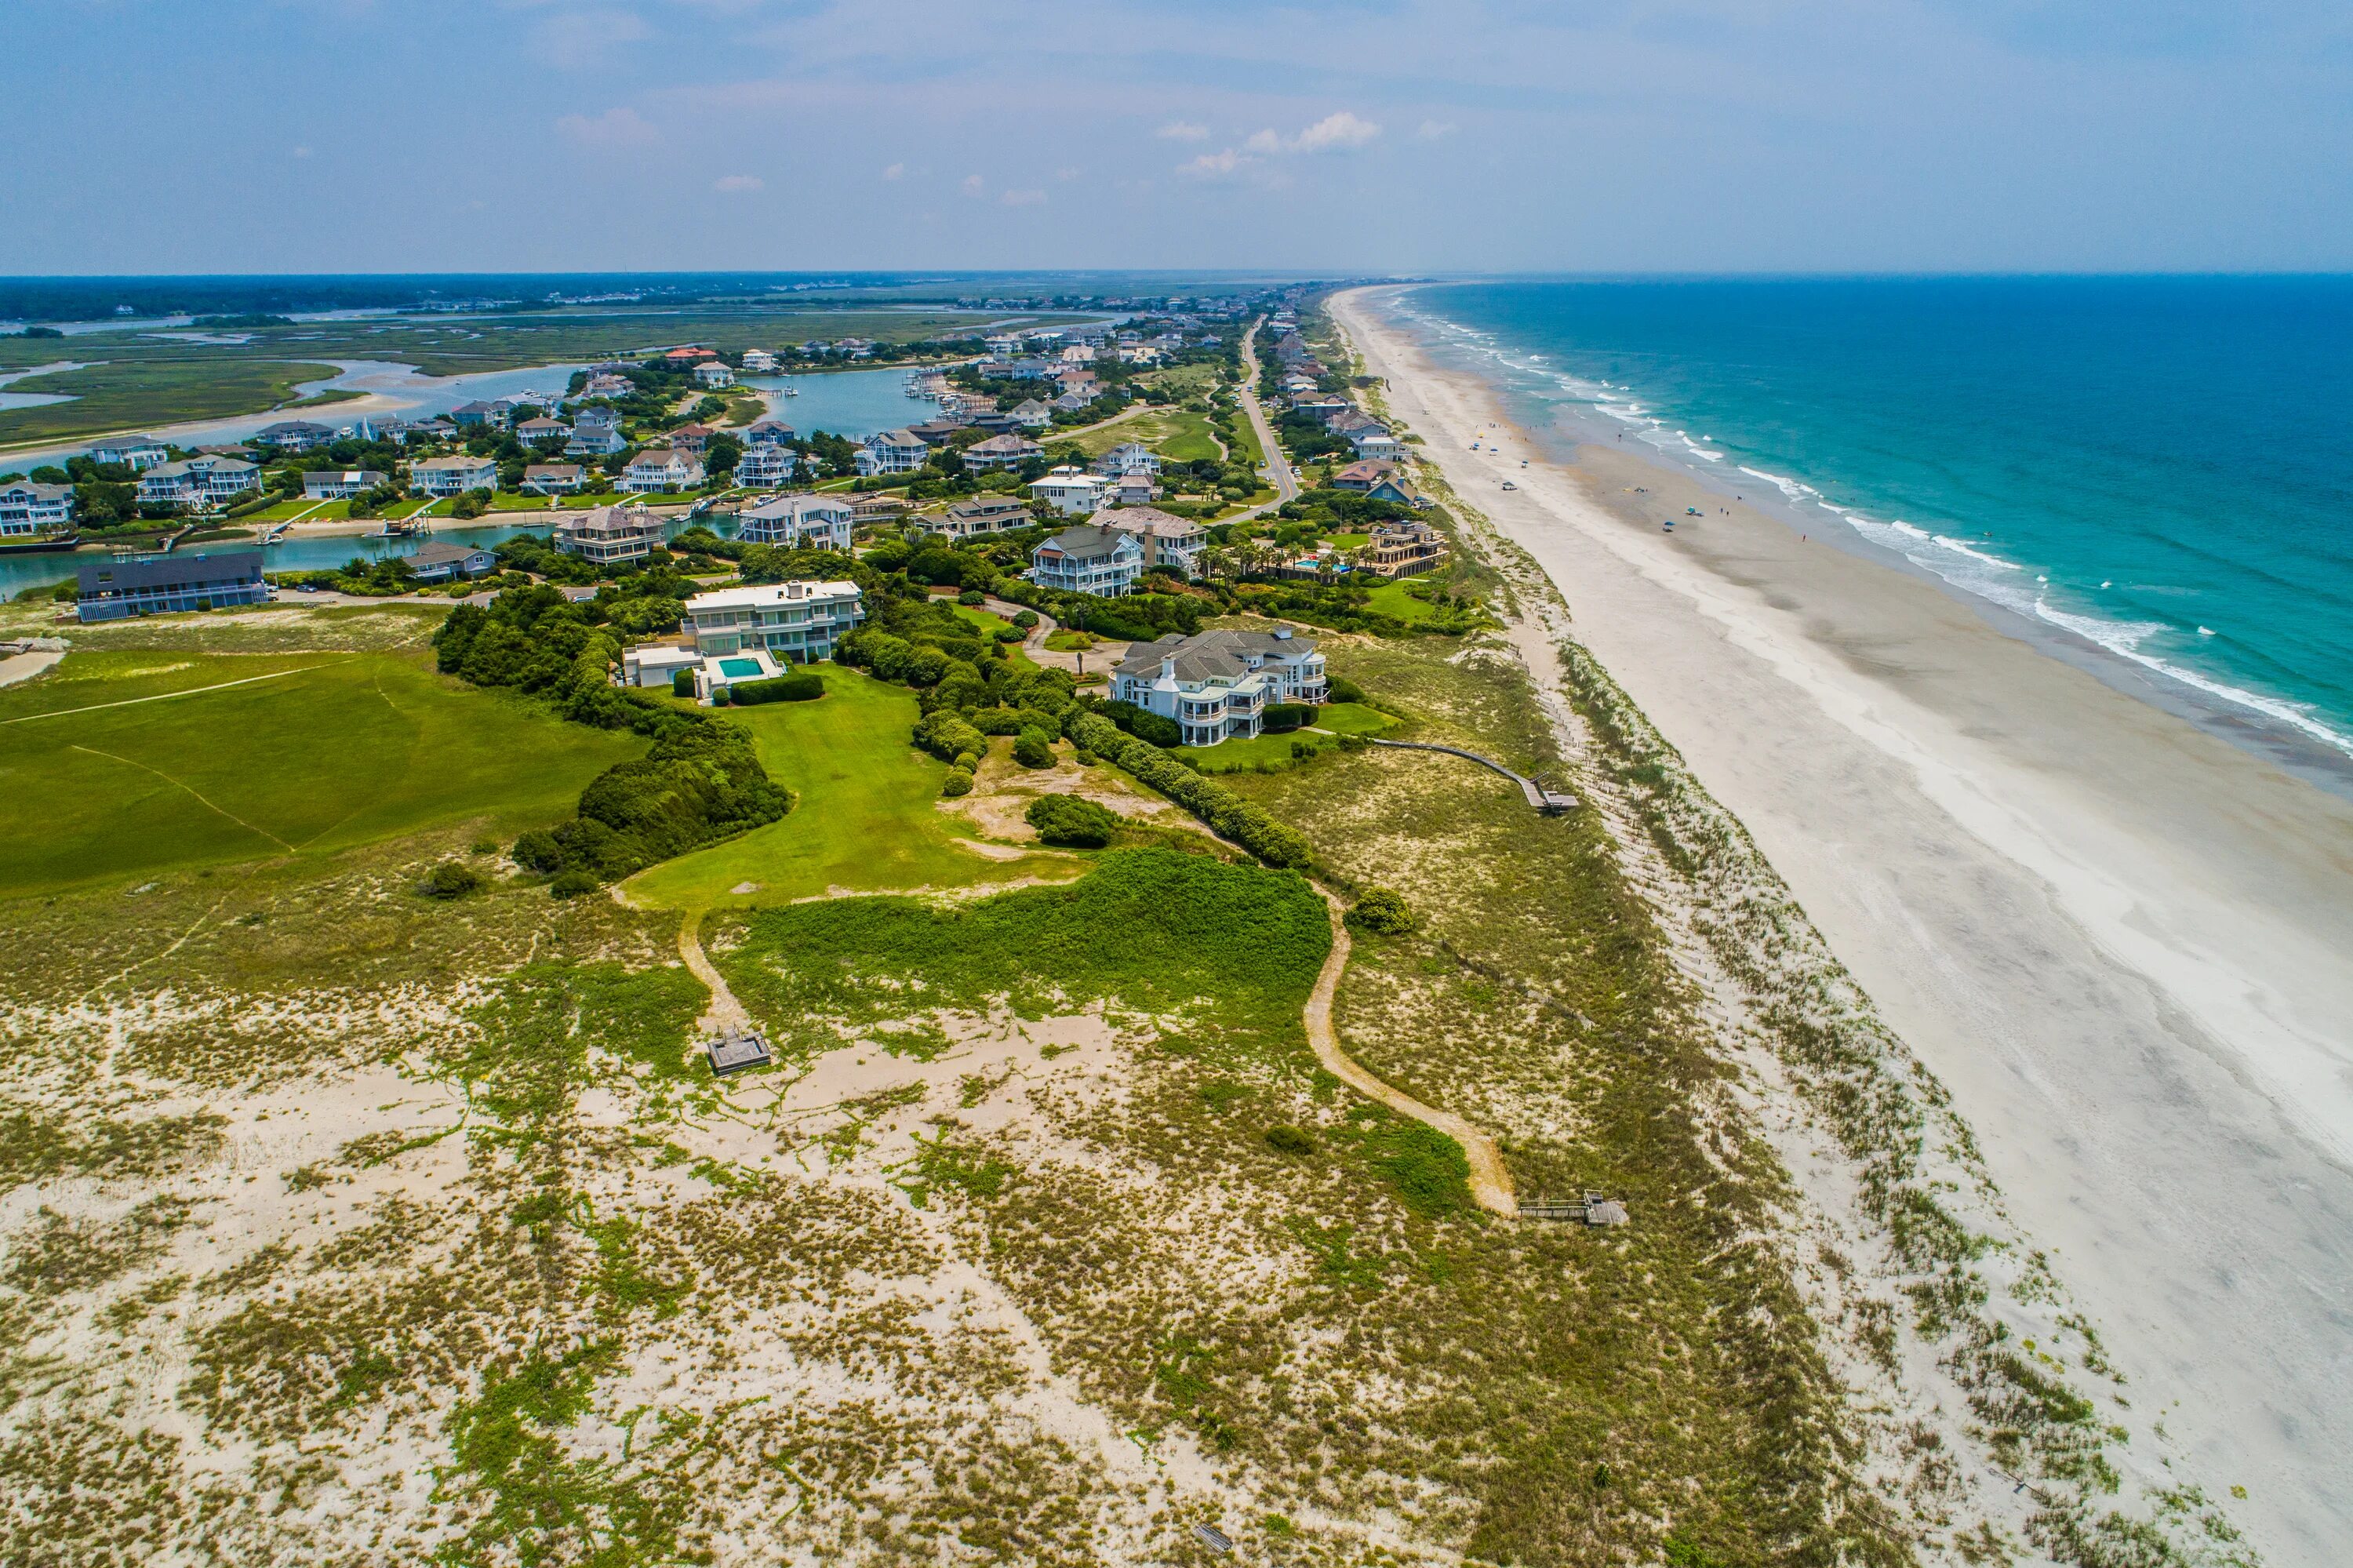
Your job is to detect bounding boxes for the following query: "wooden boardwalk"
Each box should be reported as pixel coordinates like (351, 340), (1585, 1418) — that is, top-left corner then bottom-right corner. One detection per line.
(1363, 738), (1577, 813)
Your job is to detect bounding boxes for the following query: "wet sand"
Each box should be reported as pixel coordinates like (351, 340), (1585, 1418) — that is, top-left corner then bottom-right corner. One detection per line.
(1335, 286), (2353, 1563)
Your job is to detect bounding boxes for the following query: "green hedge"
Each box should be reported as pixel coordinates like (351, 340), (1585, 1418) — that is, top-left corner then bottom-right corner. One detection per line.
(1068, 712), (1315, 869)
(731, 671), (825, 704)
(914, 708), (987, 764)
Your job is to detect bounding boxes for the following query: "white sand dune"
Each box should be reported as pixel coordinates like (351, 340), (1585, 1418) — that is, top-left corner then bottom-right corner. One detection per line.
(1335, 286), (2353, 1566)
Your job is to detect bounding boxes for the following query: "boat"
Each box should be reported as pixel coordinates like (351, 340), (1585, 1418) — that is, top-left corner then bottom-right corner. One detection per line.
(1500, 481), (1518, 490)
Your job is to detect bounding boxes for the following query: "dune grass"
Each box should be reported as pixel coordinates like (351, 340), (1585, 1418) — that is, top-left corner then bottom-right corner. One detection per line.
(0, 649), (638, 897)
(623, 663), (1075, 911)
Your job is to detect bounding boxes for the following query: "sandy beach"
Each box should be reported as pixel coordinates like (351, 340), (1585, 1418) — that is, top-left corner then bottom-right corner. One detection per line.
(1333, 286), (2353, 1563)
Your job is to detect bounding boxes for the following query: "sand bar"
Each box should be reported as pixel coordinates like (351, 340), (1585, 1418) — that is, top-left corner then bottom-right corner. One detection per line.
(1334, 286), (2353, 1564)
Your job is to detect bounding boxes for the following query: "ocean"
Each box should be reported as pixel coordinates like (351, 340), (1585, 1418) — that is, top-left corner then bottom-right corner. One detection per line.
(1393, 277), (2353, 767)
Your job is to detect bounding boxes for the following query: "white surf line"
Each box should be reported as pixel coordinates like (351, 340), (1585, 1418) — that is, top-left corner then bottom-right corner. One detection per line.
(1, 659), (354, 723)
(68, 744), (296, 852)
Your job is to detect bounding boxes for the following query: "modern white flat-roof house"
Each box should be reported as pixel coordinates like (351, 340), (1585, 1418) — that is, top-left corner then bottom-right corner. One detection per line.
(1351, 430), (1410, 464)
(412, 455), (498, 496)
(88, 435), (169, 471)
(620, 448), (705, 493)
(732, 445), (800, 488)
(735, 493), (853, 551)
(1094, 505), (1206, 579)
(0, 481), (71, 535)
(682, 579), (864, 663)
(694, 361), (734, 387)
(1111, 628), (1328, 747)
(1028, 523), (1144, 597)
(302, 469), (384, 500)
(936, 496), (1031, 539)
(522, 463), (586, 494)
(1027, 465), (1106, 515)
(553, 504), (664, 565)
(853, 428), (929, 477)
(620, 642), (703, 689)
(962, 433), (1043, 471)
(741, 348), (778, 373)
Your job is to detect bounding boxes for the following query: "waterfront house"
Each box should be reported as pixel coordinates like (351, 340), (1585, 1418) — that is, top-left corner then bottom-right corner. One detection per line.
(732, 445), (799, 488)
(1330, 460), (1399, 493)
(735, 493), (853, 550)
(936, 496), (1032, 539)
(741, 348), (777, 373)
(1110, 628), (1328, 747)
(355, 414), (409, 444)
(405, 540), (498, 583)
(554, 504), (664, 565)
(1028, 523), (1144, 597)
(583, 373), (634, 397)
(742, 417), (795, 447)
(620, 642), (703, 689)
(1011, 398), (1053, 429)
(136, 457), (260, 508)
(449, 400), (501, 427)
(566, 420), (627, 457)
(522, 464), (586, 495)
(963, 433), (1043, 471)
(1364, 474), (1427, 508)
(1358, 519), (1447, 577)
(0, 481), (72, 535)
(302, 469), (384, 500)
(1351, 430), (1410, 464)
(907, 420), (968, 447)
(412, 455), (498, 497)
(667, 422), (714, 456)
(854, 428), (929, 477)
(406, 418), (458, 442)
(77, 551), (270, 623)
(87, 435), (168, 472)
(694, 361), (734, 388)
(515, 416), (570, 447)
(256, 420), (336, 451)
(683, 578), (865, 662)
(664, 346), (715, 364)
(1094, 505), (1206, 579)
(620, 448), (704, 493)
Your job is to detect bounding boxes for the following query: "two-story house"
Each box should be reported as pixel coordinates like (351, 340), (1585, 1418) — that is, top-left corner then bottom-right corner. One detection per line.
(682, 578), (864, 663)
(620, 448), (704, 493)
(735, 493), (853, 551)
(853, 428), (929, 477)
(1110, 628), (1328, 747)
(136, 456), (261, 508)
(515, 416), (570, 447)
(522, 464), (587, 494)
(0, 481), (72, 536)
(936, 496), (1031, 539)
(411, 455), (499, 496)
(301, 469), (384, 500)
(553, 504), (664, 565)
(87, 435), (168, 472)
(256, 420), (337, 451)
(1027, 465), (1106, 515)
(1028, 523), (1144, 597)
(566, 415), (628, 457)
(962, 433), (1042, 471)
(1090, 442), (1161, 478)
(1095, 505), (1206, 580)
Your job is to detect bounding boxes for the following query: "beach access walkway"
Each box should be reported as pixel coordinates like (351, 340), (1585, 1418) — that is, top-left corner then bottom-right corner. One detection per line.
(1358, 736), (1577, 814)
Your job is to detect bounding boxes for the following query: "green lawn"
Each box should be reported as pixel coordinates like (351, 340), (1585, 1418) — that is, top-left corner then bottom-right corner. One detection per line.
(946, 603), (1040, 671)
(1067, 409), (1220, 464)
(623, 664), (1077, 911)
(1186, 701), (1399, 774)
(1134, 362), (1225, 399)
(1361, 577), (1442, 624)
(0, 649), (642, 898)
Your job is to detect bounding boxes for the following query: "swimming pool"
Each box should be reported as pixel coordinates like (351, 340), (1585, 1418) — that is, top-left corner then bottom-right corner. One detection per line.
(718, 657), (765, 678)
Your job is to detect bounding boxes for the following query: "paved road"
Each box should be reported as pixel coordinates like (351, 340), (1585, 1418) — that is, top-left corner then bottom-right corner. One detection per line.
(1235, 320), (1299, 518)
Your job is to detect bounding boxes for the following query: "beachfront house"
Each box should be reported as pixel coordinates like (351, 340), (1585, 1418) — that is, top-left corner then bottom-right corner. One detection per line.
(1028, 524), (1144, 597)
(1351, 430), (1410, 464)
(404, 541), (498, 584)
(732, 445), (800, 488)
(619, 643), (703, 690)
(256, 420), (337, 451)
(682, 579), (865, 662)
(620, 448), (704, 493)
(76, 551), (270, 623)
(1027, 465), (1107, 515)
(936, 496), (1031, 539)
(1358, 520), (1447, 577)
(1095, 505), (1206, 580)
(301, 469), (384, 500)
(1331, 459), (1399, 493)
(963, 433), (1043, 471)
(553, 504), (664, 566)
(854, 428), (929, 477)
(735, 493), (853, 551)
(1110, 628), (1328, 748)
(87, 435), (168, 471)
(0, 482), (73, 535)
(522, 464), (586, 495)
(136, 457), (261, 508)
(694, 362), (734, 388)
(412, 455), (498, 497)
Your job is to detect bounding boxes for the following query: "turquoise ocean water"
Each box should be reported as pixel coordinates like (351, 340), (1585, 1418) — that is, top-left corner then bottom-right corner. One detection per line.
(1392, 278), (2353, 774)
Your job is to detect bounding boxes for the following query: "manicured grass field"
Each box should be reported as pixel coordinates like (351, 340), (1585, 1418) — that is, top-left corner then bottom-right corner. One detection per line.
(1068, 409), (1220, 464)
(1361, 576), (1442, 624)
(624, 664), (1076, 911)
(0, 649), (642, 897)
(947, 603), (1040, 670)
(1187, 701), (1399, 774)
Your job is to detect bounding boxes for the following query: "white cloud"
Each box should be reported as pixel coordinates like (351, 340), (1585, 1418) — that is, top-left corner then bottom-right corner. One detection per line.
(535, 9), (649, 69)
(882, 162), (906, 180)
(1001, 188), (1046, 206)
(1243, 129), (1283, 155)
(555, 105), (663, 147)
(1293, 110), (1381, 151)
(1415, 119), (1459, 140)
(1157, 120), (1209, 141)
(1176, 148), (1250, 180)
(713, 173), (763, 192)
(961, 173), (985, 196)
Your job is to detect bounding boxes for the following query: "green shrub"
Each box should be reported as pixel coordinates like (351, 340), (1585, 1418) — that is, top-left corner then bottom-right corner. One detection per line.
(422, 861), (489, 900)
(953, 750), (981, 771)
(940, 770), (975, 799)
(730, 671), (824, 704)
(1012, 728), (1055, 768)
(1012, 610), (1038, 629)
(1326, 675), (1367, 705)
(549, 869), (598, 898)
(470, 838), (500, 856)
(914, 708), (988, 765)
(1067, 712), (1315, 870)
(511, 829), (565, 875)
(1261, 702), (1318, 733)
(1345, 886), (1417, 936)
(1025, 795), (1119, 847)
(671, 668), (696, 698)
(958, 588), (985, 606)
(1102, 699), (1182, 748)
(1265, 1125), (1318, 1156)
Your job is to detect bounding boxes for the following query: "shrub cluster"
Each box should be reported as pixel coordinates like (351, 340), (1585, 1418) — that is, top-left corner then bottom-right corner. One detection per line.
(730, 671), (825, 705)
(1260, 702), (1318, 733)
(1100, 699), (1181, 749)
(1344, 886), (1418, 936)
(1068, 713), (1315, 869)
(1025, 795), (1120, 847)
(914, 709), (988, 765)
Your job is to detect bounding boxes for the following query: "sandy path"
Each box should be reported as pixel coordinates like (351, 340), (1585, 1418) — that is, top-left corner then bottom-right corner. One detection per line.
(1306, 888), (1517, 1217)
(675, 913), (749, 1035)
(1333, 286), (2353, 1563)
(0, 648), (65, 686)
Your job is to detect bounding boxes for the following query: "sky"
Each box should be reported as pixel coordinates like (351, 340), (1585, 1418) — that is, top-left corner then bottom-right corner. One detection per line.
(5, 0), (2350, 275)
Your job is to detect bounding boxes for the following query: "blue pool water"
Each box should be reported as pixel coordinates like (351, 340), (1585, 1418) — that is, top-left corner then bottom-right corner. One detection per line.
(718, 657), (763, 678)
(1393, 277), (2353, 769)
